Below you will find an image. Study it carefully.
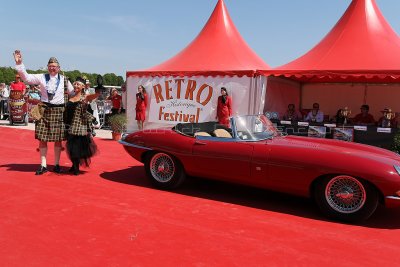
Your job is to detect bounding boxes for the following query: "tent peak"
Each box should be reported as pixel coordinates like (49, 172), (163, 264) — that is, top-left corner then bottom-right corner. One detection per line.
(129, 0), (269, 77)
(275, 0), (400, 73)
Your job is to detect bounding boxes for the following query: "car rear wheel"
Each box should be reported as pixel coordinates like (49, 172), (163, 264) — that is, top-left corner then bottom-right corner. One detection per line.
(144, 152), (186, 189)
(314, 175), (379, 222)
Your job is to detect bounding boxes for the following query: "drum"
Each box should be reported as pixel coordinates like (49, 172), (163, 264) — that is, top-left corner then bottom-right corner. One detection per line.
(9, 90), (27, 124)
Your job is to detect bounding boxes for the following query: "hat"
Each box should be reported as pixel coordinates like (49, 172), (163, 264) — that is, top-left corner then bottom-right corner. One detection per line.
(75, 76), (86, 84)
(382, 107), (392, 113)
(48, 57), (59, 65)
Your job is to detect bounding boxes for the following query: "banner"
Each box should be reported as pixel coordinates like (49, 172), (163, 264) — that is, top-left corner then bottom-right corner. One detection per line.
(126, 76), (254, 130)
(149, 78), (214, 124)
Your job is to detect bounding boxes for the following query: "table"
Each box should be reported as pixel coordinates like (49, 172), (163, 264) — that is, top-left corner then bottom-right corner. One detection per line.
(273, 120), (398, 150)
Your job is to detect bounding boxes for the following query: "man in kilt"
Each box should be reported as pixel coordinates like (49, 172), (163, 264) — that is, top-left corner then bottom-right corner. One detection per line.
(13, 50), (74, 175)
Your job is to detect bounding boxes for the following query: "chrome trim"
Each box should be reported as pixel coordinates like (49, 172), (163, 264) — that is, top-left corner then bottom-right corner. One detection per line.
(394, 165), (400, 176)
(118, 140), (152, 150)
(386, 196), (400, 201)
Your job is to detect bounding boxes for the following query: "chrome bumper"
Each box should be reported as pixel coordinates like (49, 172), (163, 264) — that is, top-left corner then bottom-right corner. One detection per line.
(385, 195), (400, 208)
(118, 140), (152, 150)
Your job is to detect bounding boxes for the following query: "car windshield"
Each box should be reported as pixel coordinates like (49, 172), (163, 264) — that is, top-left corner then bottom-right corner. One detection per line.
(233, 115), (279, 141)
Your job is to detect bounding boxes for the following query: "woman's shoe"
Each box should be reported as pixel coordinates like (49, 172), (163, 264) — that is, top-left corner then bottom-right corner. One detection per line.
(53, 164), (62, 173)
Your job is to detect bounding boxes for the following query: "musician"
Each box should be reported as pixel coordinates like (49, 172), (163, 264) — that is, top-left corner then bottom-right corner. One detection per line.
(135, 85), (148, 130)
(10, 74), (26, 95)
(216, 87), (232, 127)
(13, 50), (74, 175)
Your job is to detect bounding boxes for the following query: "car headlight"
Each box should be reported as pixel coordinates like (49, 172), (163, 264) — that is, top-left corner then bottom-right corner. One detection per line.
(394, 165), (400, 175)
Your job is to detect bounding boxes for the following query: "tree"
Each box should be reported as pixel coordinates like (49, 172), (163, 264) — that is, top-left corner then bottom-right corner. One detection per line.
(0, 66), (124, 86)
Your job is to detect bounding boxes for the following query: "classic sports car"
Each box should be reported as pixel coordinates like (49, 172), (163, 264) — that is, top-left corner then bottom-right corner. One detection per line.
(120, 115), (400, 222)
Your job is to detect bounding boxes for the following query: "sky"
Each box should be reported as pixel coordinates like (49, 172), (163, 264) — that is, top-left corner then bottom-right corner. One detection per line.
(1, 0), (400, 77)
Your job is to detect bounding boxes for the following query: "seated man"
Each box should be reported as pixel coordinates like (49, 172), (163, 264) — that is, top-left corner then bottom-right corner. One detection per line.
(377, 108), (397, 128)
(282, 104), (302, 122)
(304, 103), (324, 123)
(353, 104), (375, 126)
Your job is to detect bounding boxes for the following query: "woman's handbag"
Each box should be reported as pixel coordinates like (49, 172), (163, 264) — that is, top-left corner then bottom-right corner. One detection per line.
(29, 102), (46, 121)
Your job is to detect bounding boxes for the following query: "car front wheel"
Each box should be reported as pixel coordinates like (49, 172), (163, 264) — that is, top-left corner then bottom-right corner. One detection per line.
(144, 152), (186, 189)
(314, 175), (379, 222)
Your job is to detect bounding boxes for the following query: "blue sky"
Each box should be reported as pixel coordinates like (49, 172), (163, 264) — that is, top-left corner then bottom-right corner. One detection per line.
(1, 0), (399, 77)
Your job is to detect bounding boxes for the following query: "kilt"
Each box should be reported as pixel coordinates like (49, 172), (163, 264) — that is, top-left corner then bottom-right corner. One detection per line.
(35, 105), (66, 142)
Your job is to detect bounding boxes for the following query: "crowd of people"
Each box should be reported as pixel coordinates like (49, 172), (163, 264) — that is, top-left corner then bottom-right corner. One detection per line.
(281, 102), (398, 128)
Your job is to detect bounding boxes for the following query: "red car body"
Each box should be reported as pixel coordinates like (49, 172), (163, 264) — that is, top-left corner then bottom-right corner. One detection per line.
(120, 115), (400, 221)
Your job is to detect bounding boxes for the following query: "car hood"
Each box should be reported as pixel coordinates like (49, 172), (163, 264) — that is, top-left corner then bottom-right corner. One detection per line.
(271, 135), (400, 163)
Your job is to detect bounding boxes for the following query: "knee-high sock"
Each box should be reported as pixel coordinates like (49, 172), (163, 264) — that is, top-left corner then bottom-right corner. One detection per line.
(54, 146), (62, 165)
(39, 147), (47, 167)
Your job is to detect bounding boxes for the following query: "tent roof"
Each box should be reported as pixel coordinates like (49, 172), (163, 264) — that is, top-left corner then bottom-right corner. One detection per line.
(127, 0), (270, 78)
(264, 0), (400, 83)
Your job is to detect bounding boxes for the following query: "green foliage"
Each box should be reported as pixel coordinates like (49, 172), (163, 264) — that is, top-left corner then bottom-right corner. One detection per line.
(108, 113), (127, 133)
(0, 67), (17, 84)
(391, 131), (400, 153)
(0, 66), (124, 86)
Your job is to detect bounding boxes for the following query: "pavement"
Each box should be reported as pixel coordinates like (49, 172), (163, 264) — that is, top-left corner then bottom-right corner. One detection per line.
(0, 118), (113, 139)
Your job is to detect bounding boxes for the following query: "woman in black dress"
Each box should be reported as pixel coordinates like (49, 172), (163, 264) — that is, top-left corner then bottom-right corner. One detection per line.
(65, 77), (98, 175)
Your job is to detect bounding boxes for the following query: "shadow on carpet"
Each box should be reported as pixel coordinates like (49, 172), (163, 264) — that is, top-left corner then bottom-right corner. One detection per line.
(100, 165), (400, 230)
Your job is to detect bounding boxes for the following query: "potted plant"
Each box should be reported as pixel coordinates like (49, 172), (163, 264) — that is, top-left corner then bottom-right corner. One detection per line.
(108, 113), (127, 140)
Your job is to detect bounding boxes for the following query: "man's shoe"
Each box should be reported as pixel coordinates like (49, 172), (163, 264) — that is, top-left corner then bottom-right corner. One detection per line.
(53, 164), (62, 173)
(35, 166), (48, 175)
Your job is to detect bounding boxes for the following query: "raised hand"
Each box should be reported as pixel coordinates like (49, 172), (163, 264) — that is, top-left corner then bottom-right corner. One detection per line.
(13, 50), (23, 65)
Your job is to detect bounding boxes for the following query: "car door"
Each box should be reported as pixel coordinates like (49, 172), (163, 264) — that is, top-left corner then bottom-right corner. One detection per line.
(191, 135), (254, 183)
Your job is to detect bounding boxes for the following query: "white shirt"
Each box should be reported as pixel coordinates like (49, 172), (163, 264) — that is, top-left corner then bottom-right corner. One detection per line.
(305, 110), (324, 123)
(0, 86), (10, 98)
(15, 63), (74, 105)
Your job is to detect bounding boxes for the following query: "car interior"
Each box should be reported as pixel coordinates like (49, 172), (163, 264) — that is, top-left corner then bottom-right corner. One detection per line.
(173, 122), (233, 138)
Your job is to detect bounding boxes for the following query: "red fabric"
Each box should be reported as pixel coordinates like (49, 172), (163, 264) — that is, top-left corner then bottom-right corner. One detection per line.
(2, 126), (400, 266)
(353, 113), (375, 124)
(135, 93), (148, 121)
(263, 0), (400, 83)
(127, 0), (269, 78)
(217, 95), (232, 127)
(110, 95), (122, 109)
(10, 81), (26, 91)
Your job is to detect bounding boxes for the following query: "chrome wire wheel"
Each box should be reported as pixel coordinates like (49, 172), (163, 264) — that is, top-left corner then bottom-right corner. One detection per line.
(325, 175), (366, 214)
(150, 153), (175, 183)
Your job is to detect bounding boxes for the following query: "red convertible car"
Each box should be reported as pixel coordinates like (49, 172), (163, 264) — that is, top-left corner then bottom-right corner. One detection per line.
(120, 115), (400, 222)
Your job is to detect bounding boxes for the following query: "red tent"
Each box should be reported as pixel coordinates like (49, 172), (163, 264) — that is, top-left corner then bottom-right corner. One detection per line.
(262, 0), (400, 83)
(127, 0), (270, 78)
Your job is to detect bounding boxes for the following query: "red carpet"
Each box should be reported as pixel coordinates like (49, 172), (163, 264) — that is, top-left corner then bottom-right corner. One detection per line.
(1, 126), (400, 266)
